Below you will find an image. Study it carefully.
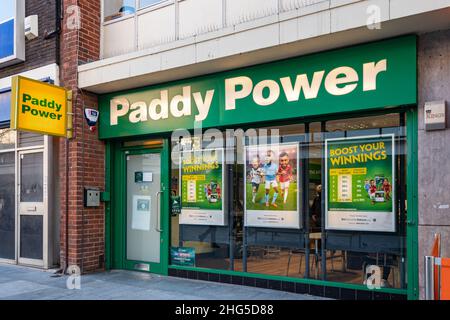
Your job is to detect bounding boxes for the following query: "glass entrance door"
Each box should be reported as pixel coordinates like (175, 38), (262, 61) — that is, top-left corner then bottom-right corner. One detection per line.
(18, 150), (45, 266)
(123, 148), (167, 274)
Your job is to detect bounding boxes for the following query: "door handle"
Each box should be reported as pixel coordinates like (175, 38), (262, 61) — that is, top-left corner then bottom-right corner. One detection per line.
(27, 206), (37, 212)
(155, 191), (163, 233)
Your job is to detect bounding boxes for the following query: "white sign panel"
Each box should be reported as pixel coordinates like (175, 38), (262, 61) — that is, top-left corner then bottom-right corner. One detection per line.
(143, 172), (153, 182)
(424, 100), (447, 131)
(131, 195), (151, 231)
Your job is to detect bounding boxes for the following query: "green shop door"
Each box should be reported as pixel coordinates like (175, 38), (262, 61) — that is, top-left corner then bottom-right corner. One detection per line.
(119, 145), (169, 275)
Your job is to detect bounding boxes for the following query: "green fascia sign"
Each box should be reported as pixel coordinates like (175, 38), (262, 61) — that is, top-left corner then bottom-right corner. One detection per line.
(98, 36), (417, 139)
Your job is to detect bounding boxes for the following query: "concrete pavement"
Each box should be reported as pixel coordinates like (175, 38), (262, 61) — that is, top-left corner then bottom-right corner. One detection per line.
(0, 263), (324, 300)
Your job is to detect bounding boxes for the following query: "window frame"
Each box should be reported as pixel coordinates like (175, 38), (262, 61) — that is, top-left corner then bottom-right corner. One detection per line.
(102, 0), (173, 24)
(0, 88), (12, 128)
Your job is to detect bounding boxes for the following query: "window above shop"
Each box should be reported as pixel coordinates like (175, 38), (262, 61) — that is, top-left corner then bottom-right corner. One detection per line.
(0, 90), (11, 127)
(0, 0), (25, 67)
(0, 128), (15, 150)
(139, 0), (167, 10)
(103, 0), (169, 22)
(0, 0), (15, 22)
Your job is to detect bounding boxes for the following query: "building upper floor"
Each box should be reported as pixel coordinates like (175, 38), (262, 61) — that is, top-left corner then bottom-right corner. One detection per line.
(79, 0), (450, 93)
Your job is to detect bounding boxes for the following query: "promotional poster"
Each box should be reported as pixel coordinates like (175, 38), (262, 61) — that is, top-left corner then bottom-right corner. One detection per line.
(179, 148), (226, 226)
(244, 143), (300, 229)
(170, 247), (196, 267)
(325, 135), (395, 232)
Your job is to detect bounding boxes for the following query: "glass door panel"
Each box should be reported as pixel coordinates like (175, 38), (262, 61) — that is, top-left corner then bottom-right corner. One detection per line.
(0, 152), (15, 260)
(18, 151), (44, 264)
(126, 151), (163, 270)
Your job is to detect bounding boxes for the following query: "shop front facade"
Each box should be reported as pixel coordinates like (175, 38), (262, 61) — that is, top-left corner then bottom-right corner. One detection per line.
(98, 36), (418, 300)
(68, 0), (450, 300)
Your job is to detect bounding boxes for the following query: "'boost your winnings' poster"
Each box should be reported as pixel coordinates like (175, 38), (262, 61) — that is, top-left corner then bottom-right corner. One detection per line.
(325, 135), (395, 232)
(179, 149), (226, 226)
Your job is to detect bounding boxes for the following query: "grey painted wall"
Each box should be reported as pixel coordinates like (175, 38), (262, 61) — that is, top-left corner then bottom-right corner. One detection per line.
(418, 29), (450, 299)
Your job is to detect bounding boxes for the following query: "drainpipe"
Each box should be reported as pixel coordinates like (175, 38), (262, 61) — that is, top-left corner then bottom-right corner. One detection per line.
(62, 0), (69, 274)
(51, 0), (66, 276)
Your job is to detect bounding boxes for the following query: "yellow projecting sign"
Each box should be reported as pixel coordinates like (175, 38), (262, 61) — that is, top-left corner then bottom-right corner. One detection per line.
(10, 76), (72, 138)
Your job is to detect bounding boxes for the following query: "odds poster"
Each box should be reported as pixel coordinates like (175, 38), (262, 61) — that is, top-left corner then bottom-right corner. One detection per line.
(179, 148), (226, 226)
(325, 135), (395, 232)
(244, 143), (300, 229)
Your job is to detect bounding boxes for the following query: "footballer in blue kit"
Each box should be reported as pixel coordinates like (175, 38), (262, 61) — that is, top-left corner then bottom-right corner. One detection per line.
(263, 150), (279, 207)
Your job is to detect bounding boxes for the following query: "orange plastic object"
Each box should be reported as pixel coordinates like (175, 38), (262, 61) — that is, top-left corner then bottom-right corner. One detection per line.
(441, 258), (450, 300)
(431, 234), (440, 256)
(430, 234), (441, 299)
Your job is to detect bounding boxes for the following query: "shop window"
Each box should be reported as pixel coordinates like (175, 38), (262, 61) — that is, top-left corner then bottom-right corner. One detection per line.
(139, 0), (167, 10)
(104, 0), (169, 22)
(0, 0), (15, 21)
(104, 0), (136, 22)
(170, 113), (407, 290)
(0, 152), (15, 260)
(0, 0), (25, 65)
(0, 129), (15, 151)
(0, 90), (11, 125)
(0, 0), (15, 59)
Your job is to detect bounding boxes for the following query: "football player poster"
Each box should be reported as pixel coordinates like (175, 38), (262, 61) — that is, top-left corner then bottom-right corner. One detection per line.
(244, 143), (301, 229)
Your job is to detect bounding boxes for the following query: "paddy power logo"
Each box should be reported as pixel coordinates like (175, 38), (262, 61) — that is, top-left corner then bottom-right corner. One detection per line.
(110, 59), (387, 125)
(20, 94), (64, 120)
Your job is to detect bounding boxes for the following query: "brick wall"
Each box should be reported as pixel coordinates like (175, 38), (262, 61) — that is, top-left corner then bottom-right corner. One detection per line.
(0, 0), (59, 79)
(59, 0), (103, 273)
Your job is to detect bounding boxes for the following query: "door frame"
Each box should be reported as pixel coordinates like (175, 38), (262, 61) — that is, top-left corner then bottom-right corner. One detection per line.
(109, 139), (170, 275)
(17, 148), (47, 268)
